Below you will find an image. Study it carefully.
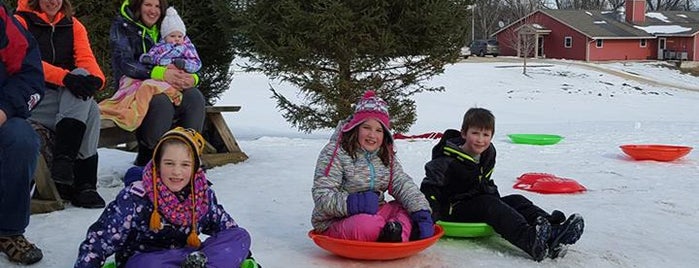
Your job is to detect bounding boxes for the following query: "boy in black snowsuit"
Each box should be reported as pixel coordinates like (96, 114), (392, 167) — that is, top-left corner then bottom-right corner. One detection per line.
(420, 107), (584, 261)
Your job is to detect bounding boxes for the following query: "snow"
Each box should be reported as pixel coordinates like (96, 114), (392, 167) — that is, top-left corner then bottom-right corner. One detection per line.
(8, 59), (699, 267)
(634, 25), (693, 34)
(645, 12), (670, 23)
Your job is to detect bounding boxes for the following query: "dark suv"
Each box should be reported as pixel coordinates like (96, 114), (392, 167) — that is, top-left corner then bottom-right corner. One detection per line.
(469, 39), (500, 57)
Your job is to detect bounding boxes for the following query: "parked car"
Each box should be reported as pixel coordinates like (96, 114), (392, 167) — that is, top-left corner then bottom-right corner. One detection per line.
(469, 39), (500, 57)
(460, 46), (472, 59)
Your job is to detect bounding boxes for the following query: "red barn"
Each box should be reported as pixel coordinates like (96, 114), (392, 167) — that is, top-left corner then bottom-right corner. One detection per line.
(493, 0), (699, 62)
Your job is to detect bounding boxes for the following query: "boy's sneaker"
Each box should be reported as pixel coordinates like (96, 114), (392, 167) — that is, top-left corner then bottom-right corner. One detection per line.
(529, 216), (551, 262)
(0, 235), (43, 265)
(548, 213), (584, 259)
(181, 251), (207, 268)
(377, 221), (403, 242)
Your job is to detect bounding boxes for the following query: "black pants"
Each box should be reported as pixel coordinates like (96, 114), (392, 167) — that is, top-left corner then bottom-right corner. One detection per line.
(137, 88), (206, 148)
(445, 194), (550, 254)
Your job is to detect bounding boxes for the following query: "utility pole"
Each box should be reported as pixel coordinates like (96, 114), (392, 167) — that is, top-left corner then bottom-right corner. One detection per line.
(469, 4), (476, 42)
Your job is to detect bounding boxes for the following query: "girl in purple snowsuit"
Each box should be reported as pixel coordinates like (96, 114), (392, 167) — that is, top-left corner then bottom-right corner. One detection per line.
(74, 127), (254, 268)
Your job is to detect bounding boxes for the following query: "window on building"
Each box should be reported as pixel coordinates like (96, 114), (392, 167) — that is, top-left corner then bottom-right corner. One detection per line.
(564, 37), (572, 48)
(596, 39), (603, 48)
(640, 39), (647, 47)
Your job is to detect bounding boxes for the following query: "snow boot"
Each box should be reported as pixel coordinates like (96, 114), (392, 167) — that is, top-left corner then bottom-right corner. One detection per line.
(548, 213), (584, 259)
(181, 251), (207, 268)
(377, 221), (403, 242)
(528, 216), (551, 262)
(72, 154), (105, 208)
(547, 210), (566, 225)
(51, 118), (85, 202)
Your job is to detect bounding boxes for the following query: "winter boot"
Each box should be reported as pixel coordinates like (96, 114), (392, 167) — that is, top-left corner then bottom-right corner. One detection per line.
(71, 154), (106, 208)
(528, 216), (552, 262)
(181, 251), (207, 268)
(547, 210), (566, 225)
(134, 143), (154, 167)
(0, 235), (43, 265)
(51, 118), (86, 202)
(377, 221), (403, 242)
(548, 213), (584, 259)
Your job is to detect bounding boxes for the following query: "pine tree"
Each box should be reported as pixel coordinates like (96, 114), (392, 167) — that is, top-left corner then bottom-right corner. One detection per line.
(236, 0), (471, 133)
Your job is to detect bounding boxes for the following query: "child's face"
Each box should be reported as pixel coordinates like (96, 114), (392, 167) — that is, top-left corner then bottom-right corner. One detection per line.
(158, 143), (193, 192)
(164, 31), (184, 45)
(461, 127), (493, 156)
(357, 119), (384, 152)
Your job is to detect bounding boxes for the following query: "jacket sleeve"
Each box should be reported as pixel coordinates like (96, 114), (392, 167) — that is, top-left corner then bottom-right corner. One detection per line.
(420, 158), (450, 221)
(180, 37), (202, 73)
(311, 142), (352, 225)
(0, 7), (44, 119)
(388, 158), (431, 214)
(74, 190), (140, 268)
(109, 17), (152, 81)
(71, 19), (105, 89)
(201, 189), (239, 235)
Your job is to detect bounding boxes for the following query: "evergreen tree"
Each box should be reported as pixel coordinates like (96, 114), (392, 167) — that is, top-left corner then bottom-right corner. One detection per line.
(236, 0), (471, 133)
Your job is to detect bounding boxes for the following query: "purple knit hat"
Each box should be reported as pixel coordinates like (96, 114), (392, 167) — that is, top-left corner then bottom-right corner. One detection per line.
(341, 90), (390, 133)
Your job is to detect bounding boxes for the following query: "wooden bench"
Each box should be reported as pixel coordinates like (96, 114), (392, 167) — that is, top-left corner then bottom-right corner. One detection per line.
(31, 105), (248, 214)
(98, 105), (248, 167)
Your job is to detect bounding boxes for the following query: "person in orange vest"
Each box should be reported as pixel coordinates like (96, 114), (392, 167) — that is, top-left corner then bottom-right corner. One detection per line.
(14, 0), (106, 208)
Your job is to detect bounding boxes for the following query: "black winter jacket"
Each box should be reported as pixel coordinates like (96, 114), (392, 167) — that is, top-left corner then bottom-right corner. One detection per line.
(420, 129), (499, 221)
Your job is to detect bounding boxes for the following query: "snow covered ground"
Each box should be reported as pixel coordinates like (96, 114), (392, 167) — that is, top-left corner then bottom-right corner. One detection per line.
(9, 59), (699, 267)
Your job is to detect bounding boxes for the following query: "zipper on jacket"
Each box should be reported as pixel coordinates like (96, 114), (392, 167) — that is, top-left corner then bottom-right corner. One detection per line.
(50, 24), (56, 64)
(364, 152), (376, 191)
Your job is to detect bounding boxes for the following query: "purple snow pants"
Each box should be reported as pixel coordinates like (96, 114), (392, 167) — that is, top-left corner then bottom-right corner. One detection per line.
(323, 201), (413, 242)
(125, 227), (250, 268)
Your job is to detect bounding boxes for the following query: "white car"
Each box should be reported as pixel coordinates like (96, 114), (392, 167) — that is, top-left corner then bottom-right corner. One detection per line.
(460, 46), (472, 59)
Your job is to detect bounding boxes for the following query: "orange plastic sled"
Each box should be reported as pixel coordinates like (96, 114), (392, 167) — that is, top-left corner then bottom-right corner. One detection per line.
(308, 225), (444, 260)
(513, 173), (586, 194)
(620, 144), (693, 162)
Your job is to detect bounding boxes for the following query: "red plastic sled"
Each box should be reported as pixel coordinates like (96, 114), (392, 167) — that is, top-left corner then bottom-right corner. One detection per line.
(308, 225), (444, 260)
(513, 173), (586, 194)
(619, 144), (693, 162)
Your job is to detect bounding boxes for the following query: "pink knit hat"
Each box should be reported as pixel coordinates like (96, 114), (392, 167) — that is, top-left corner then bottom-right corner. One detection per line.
(341, 90), (390, 133)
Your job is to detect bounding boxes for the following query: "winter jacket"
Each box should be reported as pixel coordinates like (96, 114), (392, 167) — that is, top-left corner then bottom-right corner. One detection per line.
(311, 122), (431, 232)
(14, 0), (105, 90)
(109, 0), (198, 91)
(74, 170), (240, 268)
(0, 4), (43, 119)
(144, 36), (201, 73)
(420, 129), (499, 221)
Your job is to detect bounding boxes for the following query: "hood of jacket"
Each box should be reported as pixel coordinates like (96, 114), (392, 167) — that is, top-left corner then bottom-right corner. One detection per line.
(16, 0), (66, 24)
(119, 0), (160, 43)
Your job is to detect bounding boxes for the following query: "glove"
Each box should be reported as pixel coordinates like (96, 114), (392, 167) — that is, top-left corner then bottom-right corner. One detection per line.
(346, 191), (379, 216)
(410, 210), (434, 240)
(123, 166), (144, 186)
(63, 74), (102, 100)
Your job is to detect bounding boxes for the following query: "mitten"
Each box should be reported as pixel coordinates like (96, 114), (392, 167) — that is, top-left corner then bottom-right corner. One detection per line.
(410, 210), (434, 240)
(139, 54), (154, 65)
(173, 58), (186, 70)
(346, 191), (379, 215)
(123, 166), (144, 186)
(63, 74), (100, 100)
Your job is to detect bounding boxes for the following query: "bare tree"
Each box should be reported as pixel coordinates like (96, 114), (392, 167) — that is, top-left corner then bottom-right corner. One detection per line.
(503, 22), (539, 75)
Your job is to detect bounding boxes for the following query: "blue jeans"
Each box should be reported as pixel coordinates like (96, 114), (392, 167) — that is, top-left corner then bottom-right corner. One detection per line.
(0, 118), (40, 236)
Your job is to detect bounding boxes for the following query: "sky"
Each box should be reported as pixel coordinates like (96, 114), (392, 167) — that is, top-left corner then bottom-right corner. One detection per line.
(7, 58), (699, 267)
